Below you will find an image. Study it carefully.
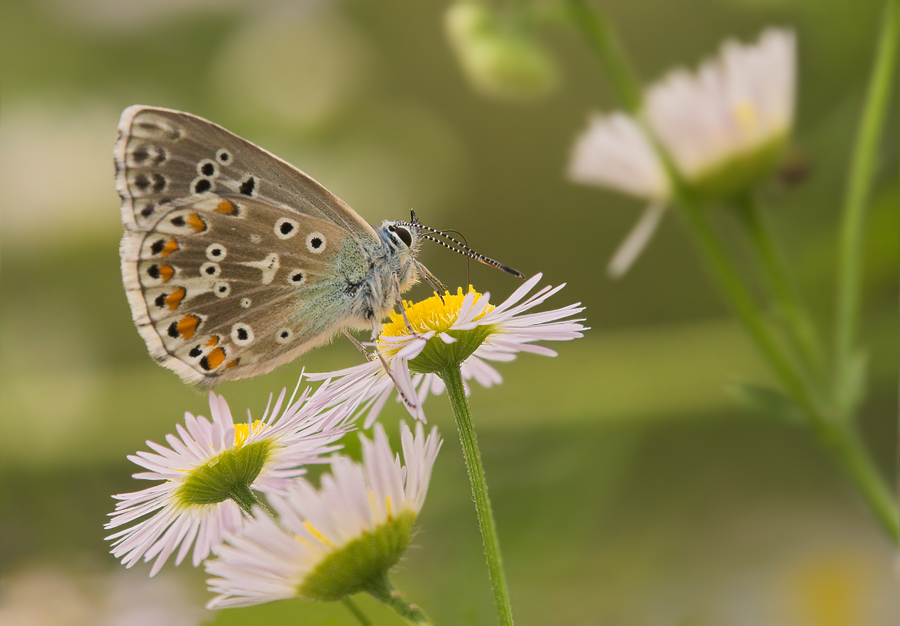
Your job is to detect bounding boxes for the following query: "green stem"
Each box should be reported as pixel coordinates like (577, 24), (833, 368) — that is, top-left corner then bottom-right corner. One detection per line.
(835, 0), (898, 375)
(440, 364), (515, 626)
(736, 194), (826, 383)
(364, 572), (434, 625)
(565, 0), (643, 112)
(342, 597), (373, 626)
(678, 201), (822, 419)
(678, 201), (898, 545)
(817, 423), (900, 543)
(227, 483), (264, 517)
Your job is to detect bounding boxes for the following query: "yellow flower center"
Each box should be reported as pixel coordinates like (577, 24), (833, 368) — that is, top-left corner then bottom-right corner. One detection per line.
(732, 100), (759, 137)
(233, 420), (264, 447)
(380, 287), (494, 339)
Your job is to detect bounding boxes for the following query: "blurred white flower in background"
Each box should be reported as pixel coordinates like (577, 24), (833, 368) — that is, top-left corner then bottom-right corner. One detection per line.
(644, 29), (795, 186)
(568, 28), (796, 277)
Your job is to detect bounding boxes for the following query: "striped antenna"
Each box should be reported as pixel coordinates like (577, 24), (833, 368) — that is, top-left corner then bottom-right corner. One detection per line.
(401, 210), (524, 279)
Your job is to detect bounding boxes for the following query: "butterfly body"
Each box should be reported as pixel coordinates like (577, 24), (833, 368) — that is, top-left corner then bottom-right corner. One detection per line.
(115, 106), (421, 387)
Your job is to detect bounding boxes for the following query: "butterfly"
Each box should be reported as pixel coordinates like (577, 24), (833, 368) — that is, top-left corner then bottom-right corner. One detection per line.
(115, 106), (521, 388)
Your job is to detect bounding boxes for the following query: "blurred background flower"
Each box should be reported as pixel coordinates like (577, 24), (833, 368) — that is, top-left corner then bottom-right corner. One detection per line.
(0, 0), (896, 624)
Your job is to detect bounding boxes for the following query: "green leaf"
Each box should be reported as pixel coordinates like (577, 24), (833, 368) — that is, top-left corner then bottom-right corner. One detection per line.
(728, 382), (807, 427)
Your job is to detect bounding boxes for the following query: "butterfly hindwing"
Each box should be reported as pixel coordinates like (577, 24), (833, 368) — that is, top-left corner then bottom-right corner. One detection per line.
(116, 106), (382, 386)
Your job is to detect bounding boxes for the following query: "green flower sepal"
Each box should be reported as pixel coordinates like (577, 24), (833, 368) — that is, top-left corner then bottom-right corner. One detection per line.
(299, 511), (417, 602)
(407, 326), (494, 376)
(683, 136), (788, 202)
(176, 438), (273, 513)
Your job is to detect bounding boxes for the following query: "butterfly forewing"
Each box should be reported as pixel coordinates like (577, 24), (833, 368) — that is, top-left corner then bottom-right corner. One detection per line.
(116, 106), (382, 386)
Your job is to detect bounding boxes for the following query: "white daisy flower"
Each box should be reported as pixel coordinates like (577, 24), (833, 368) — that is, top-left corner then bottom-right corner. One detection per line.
(306, 273), (587, 427)
(567, 28), (795, 276)
(205, 421), (441, 613)
(106, 381), (353, 577)
(644, 28), (795, 188)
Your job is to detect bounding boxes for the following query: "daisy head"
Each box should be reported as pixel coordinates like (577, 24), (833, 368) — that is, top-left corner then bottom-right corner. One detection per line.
(105, 381), (353, 577)
(306, 273), (587, 427)
(205, 421), (441, 608)
(644, 28), (795, 198)
(566, 29), (795, 275)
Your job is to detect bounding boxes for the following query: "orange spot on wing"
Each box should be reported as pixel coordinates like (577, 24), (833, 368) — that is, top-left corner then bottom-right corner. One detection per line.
(205, 336), (219, 347)
(206, 347), (226, 370)
(159, 265), (175, 282)
(161, 239), (179, 257)
(176, 315), (201, 339)
(165, 287), (186, 310)
(225, 358), (240, 369)
(216, 200), (237, 215)
(186, 213), (207, 232)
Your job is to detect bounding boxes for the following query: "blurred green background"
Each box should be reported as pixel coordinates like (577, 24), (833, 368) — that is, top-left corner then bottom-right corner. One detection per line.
(1, 0), (897, 624)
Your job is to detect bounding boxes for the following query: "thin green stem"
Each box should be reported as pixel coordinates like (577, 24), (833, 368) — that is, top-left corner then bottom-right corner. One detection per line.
(565, 0), (643, 112)
(736, 194), (826, 384)
(227, 483), (263, 517)
(440, 364), (515, 626)
(835, 0), (898, 374)
(342, 598), (373, 626)
(817, 422), (900, 542)
(364, 572), (434, 625)
(678, 201), (898, 545)
(678, 201), (822, 419)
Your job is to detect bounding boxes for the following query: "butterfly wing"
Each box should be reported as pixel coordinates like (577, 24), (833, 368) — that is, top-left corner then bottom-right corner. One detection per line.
(115, 106), (382, 386)
(116, 106), (379, 238)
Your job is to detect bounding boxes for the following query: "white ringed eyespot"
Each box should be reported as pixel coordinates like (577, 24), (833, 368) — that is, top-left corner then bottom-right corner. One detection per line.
(206, 243), (227, 261)
(200, 262), (221, 277)
(275, 328), (293, 344)
(213, 281), (230, 298)
(231, 323), (254, 346)
(306, 232), (326, 253)
(274, 217), (300, 240)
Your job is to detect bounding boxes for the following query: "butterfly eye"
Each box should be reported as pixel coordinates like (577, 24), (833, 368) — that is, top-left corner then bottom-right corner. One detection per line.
(394, 226), (413, 247)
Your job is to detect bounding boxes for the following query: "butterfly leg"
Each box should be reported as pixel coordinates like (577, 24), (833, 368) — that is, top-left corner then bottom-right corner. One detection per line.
(413, 260), (447, 304)
(391, 272), (420, 336)
(341, 329), (371, 359)
(373, 341), (422, 417)
(342, 332), (421, 418)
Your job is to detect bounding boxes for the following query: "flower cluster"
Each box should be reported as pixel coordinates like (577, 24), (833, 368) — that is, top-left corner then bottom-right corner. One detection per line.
(108, 273), (585, 622)
(206, 421), (441, 608)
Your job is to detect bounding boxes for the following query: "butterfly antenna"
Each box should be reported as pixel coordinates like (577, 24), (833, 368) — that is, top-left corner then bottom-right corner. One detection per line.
(404, 211), (524, 279)
(436, 227), (472, 286)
